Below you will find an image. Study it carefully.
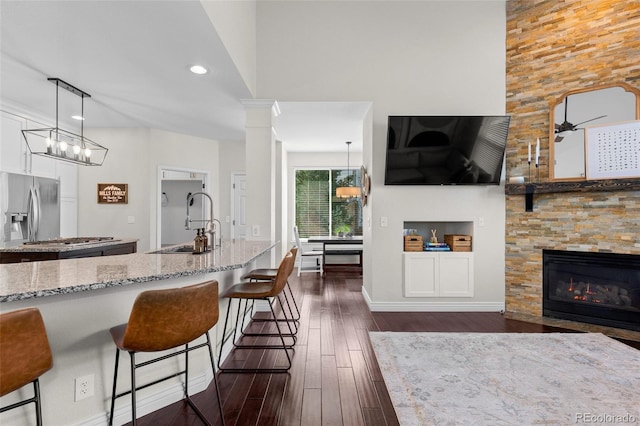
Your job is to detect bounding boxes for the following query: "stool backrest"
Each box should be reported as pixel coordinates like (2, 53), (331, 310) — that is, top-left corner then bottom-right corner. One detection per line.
(286, 246), (298, 277)
(123, 280), (219, 352)
(0, 307), (53, 396)
(267, 251), (295, 297)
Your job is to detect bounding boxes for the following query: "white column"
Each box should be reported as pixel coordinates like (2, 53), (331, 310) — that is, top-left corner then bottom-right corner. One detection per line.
(242, 99), (279, 244)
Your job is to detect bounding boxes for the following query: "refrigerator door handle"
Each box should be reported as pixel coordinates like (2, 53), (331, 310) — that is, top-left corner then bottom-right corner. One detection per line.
(27, 186), (40, 241)
(33, 185), (41, 240)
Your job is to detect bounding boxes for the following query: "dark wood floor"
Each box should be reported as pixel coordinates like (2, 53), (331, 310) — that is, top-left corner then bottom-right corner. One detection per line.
(130, 271), (639, 426)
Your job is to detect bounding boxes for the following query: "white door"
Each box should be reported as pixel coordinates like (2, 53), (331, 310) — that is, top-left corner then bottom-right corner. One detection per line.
(232, 173), (247, 240)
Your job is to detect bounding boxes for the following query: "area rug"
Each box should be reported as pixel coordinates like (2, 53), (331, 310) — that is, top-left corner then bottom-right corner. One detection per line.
(369, 332), (640, 425)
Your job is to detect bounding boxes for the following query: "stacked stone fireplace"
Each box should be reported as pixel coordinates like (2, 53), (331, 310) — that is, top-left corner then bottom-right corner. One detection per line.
(505, 189), (640, 336)
(543, 250), (640, 331)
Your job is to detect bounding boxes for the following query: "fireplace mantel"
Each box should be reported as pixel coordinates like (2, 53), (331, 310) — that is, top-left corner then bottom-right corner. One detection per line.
(505, 178), (640, 195)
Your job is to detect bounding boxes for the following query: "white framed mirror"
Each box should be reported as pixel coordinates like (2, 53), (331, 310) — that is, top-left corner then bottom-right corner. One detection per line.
(549, 83), (640, 181)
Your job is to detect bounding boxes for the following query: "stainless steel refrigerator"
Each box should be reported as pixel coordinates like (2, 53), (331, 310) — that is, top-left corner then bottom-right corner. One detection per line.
(0, 172), (60, 244)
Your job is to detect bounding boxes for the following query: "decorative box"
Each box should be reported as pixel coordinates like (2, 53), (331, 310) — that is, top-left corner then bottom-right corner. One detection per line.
(404, 235), (423, 252)
(444, 235), (472, 252)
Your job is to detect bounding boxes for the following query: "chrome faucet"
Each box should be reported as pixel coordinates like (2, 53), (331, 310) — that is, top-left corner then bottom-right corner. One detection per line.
(185, 191), (216, 250)
(212, 218), (222, 247)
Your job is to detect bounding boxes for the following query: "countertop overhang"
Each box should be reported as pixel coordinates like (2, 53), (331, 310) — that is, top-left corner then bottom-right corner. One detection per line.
(0, 240), (276, 302)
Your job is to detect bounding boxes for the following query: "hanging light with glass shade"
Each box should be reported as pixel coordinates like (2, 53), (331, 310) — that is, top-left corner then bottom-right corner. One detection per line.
(335, 141), (361, 198)
(22, 78), (108, 166)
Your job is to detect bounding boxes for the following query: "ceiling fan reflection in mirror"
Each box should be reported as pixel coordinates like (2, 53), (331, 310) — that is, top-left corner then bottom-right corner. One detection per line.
(554, 96), (607, 142)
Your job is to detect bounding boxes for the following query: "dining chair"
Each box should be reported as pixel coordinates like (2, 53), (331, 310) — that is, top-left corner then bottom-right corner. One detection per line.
(293, 226), (323, 276)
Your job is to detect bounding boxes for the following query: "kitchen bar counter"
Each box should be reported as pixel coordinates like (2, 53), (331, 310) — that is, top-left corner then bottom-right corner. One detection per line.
(0, 239), (277, 426)
(0, 239), (275, 302)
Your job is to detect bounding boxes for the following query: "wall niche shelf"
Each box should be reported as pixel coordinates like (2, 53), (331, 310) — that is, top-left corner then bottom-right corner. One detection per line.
(505, 178), (640, 196)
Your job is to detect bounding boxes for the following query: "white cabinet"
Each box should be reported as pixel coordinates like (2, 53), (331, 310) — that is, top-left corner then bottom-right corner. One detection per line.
(60, 198), (78, 237)
(404, 252), (474, 298)
(57, 161), (78, 238)
(56, 161), (78, 198)
(0, 111), (56, 177)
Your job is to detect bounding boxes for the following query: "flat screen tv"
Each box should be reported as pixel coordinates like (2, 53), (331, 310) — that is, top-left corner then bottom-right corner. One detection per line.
(384, 115), (511, 185)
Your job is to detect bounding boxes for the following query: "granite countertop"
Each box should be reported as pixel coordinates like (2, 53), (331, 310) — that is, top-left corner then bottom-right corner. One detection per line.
(0, 237), (138, 252)
(0, 240), (276, 302)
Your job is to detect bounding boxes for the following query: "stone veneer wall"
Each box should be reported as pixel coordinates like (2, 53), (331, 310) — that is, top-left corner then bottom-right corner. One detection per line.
(504, 1), (640, 317)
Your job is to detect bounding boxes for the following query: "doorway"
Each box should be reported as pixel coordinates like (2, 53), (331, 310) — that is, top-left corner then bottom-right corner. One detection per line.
(231, 173), (247, 240)
(157, 167), (209, 247)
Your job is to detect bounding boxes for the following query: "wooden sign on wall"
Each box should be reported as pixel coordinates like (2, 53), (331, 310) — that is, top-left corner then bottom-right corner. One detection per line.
(97, 183), (128, 204)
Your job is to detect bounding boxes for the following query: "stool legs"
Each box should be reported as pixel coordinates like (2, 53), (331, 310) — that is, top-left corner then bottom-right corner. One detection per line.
(0, 379), (44, 426)
(109, 332), (224, 425)
(218, 296), (293, 373)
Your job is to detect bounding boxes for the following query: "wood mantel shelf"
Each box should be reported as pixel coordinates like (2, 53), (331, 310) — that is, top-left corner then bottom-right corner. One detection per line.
(505, 178), (640, 195)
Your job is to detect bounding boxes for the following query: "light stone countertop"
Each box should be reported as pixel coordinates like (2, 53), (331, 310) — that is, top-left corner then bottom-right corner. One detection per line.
(0, 238), (139, 252)
(0, 240), (276, 302)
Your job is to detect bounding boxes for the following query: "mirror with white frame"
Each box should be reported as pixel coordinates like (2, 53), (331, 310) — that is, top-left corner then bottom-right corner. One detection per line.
(549, 83), (640, 181)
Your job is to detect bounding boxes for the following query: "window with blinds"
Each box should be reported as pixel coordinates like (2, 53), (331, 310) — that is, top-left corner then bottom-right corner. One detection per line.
(295, 169), (362, 238)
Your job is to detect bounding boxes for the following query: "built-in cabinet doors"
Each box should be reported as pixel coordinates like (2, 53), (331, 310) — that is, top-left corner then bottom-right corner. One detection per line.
(404, 252), (474, 298)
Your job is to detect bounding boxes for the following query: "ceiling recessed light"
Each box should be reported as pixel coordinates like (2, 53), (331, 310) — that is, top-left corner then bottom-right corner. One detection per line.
(71, 115), (85, 120)
(190, 65), (208, 75)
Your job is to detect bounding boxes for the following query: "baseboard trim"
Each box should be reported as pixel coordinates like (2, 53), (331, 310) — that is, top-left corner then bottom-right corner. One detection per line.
(361, 287), (505, 312)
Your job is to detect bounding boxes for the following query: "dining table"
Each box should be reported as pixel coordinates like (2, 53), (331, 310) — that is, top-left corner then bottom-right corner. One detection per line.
(307, 236), (363, 274)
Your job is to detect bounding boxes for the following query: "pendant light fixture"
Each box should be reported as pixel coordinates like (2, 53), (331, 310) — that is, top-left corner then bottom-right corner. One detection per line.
(22, 78), (108, 166)
(335, 141), (361, 198)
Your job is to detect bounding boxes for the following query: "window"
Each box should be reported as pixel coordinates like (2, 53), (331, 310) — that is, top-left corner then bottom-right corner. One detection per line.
(295, 168), (362, 238)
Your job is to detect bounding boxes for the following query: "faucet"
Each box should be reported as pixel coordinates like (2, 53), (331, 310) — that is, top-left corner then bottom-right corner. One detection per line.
(185, 191), (216, 250)
(212, 218), (223, 247)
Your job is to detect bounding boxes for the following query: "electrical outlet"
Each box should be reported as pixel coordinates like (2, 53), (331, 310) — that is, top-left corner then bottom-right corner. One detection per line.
(74, 374), (95, 402)
(252, 225), (260, 236)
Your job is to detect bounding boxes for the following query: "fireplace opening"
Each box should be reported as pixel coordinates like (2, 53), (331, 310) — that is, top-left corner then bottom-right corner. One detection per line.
(543, 250), (640, 331)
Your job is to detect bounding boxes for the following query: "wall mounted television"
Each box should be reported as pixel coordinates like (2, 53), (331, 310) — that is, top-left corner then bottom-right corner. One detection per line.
(384, 115), (511, 185)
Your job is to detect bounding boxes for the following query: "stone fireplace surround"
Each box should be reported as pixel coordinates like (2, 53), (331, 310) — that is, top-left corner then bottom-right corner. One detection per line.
(503, 0), (640, 341)
(504, 182), (640, 342)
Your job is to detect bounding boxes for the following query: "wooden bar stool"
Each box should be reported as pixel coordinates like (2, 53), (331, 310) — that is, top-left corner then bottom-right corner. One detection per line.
(0, 307), (53, 426)
(108, 280), (224, 426)
(218, 251), (296, 374)
(241, 246), (300, 324)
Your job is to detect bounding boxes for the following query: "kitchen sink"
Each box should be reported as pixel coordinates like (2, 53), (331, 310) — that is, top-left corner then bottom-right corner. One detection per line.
(149, 245), (196, 254)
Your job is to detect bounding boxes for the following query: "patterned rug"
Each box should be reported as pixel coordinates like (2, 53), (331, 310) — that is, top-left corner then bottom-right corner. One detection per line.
(369, 332), (640, 426)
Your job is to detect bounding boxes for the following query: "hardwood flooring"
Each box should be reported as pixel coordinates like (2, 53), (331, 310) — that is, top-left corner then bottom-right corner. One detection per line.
(130, 271), (639, 426)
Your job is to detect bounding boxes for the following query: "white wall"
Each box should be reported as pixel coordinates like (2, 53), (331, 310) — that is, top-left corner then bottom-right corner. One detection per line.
(79, 128), (221, 251)
(258, 1), (507, 310)
(201, 0), (257, 96)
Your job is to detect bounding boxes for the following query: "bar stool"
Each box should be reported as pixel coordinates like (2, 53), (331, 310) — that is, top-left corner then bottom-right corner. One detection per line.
(218, 250), (296, 373)
(241, 246), (301, 324)
(108, 280), (224, 426)
(0, 307), (53, 426)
